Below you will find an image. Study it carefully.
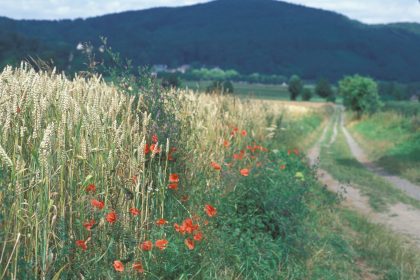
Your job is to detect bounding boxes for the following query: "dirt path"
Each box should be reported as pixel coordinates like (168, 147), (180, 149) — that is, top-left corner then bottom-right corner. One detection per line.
(308, 107), (420, 247)
(341, 113), (420, 201)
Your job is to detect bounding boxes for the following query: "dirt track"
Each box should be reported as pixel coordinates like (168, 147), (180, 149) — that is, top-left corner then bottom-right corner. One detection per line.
(308, 106), (420, 247)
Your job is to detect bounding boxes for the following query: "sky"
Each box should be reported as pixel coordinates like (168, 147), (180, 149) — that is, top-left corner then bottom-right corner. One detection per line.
(0, 0), (419, 24)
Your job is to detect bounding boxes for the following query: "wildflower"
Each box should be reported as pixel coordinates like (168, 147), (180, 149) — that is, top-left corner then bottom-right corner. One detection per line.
(294, 148), (299, 155)
(129, 207), (140, 216)
(240, 168), (250, 177)
(113, 260), (124, 272)
(280, 164), (286, 170)
(185, 238), (195, 250)
(211, 162), (221, 170)
(155, 239), (168, 250)
(85, 184), (96, 193)
(83, 219), (95, 231)
(181, 195), (189, 202)
(150, 144), (161, 154)
(91, 199), (104, 210)
(133, 262), (144, 273)
(16, 106), (21, 113)
(223, 140), (230, 147)
(194, 232), (203, 241)
(140, 240), (153, 251)
(241, 130), (247, 136)
(152, 134), (158, 143)
(132, 175), (138, 184)
(256, 162), (262, 167)
(144, 144), (150, 155)
(233, 153), (244, 160)
(183, 218), (199, 234)
(106, 212), (117, 224)
(75, 240), (87, 250)
(168, 183), (178, 190)
(169, 174), (179, 183)
(204, 204), (217, 217)
(156, 218), (168, 226)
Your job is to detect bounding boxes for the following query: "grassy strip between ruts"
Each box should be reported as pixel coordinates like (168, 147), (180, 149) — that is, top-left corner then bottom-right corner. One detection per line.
(348, 109), (420, 185)
(319, 115), (420, 211)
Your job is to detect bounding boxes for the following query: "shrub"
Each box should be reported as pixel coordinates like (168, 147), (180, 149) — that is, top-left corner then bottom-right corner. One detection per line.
(339, 75), (383, 116)
(288, 75), (303, 101)
(302, 88), (313, 101)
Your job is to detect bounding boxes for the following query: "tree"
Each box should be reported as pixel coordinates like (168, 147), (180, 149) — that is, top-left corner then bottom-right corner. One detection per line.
(339, 75), (383, 116)
(315, 78), (334, 100)
(302, 88), (313, 101)
(288, 75), (303, 101)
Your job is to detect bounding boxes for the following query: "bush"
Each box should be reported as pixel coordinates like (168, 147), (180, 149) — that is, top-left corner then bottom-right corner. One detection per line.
(302, 88), (313, 101)
(339, 75), (383, 116)
(288, 75), (303, 101)
(315, 78), (334, 100)
(161, 73), (182, 89)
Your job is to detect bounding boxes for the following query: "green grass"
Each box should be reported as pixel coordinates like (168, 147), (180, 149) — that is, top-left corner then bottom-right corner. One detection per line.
(320, 117), (420, 211)
(339, 209), (420, 279)
(349, 107), (420, 185)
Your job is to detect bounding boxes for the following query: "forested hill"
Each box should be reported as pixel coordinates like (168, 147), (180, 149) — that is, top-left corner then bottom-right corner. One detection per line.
(1, 0), (420, 82)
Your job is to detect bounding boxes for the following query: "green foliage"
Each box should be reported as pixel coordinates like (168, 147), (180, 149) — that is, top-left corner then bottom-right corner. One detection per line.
(301, 88), (313, 101)
(315, 78), (334, 100)
(206, 80), (234, 94)
(288, 75), (303, 101)
(339, 75), (383, 116)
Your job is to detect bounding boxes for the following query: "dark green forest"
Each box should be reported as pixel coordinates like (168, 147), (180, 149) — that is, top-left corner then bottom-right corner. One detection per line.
(1, 0), (420, 82)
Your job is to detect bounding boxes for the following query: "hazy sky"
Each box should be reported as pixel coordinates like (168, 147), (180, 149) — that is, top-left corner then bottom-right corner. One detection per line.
(0, 0), (419, 24)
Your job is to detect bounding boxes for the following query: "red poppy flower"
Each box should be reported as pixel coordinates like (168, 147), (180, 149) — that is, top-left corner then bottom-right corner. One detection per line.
(294, 148), (299, 155)
(85, 184), (96, 193)
(280, 164), (286, 170)
(129, 207), (140, 216)
(211, 162), (221, 171)
(184, 238), (195, 250)
(241, 130), (247, 136)
(169, 174), (179, 183)
(113, 260), (124, 272)
(106, 212), (117, 224)
(233, 127), (239, 132)
(223, 140), (230, 147)
(16, 106), (21, 113)
(140, 240), (153, 251)
(240, 168), (250, 177)
(287, 149), (291, 156)
(233, 153), (244, 160)
(150, 144), (161, 154)
(183, 218), (199, 234)
(155, 239), (168, 250)
(193, 232), (203, 241)
(152, 134), (158, 143)
(132, 262), (144, 273)
(144, 143), (150, 155)
(256, 162), (262, 167)
(75, 240), (87, 250)
(83, 219), (95, 231)
(181, 195), (189, 202)
(156, 218), (168, 226)
(91, 199), (104, 210)
(132, 175), (138, 184)
(204, 204), (217, 217)
(168, 183), (178, 190)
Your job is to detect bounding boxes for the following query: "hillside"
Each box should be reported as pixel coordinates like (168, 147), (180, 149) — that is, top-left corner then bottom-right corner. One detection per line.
(1, 0), (420, 81)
